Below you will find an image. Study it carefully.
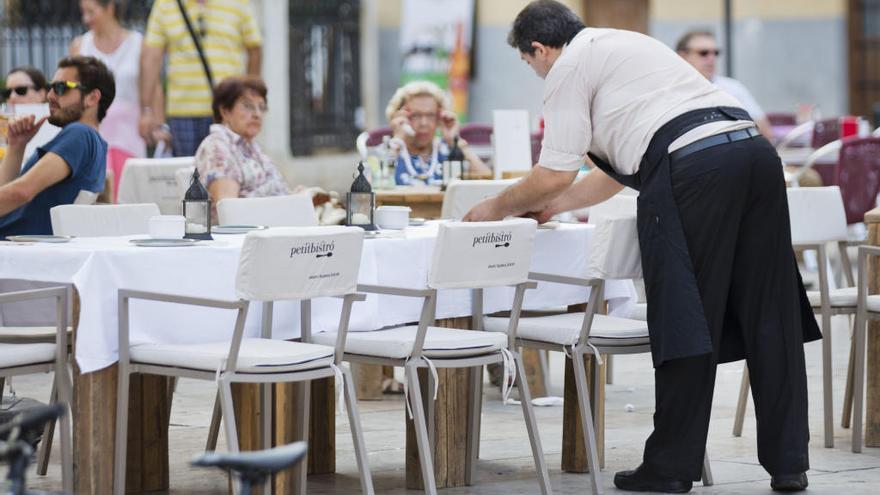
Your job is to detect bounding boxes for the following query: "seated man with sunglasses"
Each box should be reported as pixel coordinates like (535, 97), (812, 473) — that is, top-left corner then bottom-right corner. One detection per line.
(0, 56), (114, 237)
(676, 30), (774, 141)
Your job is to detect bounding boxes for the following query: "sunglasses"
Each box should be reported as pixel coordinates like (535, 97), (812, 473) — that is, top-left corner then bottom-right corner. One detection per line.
(1, 85), (35, 99)
(691, 48), (721, 57)
(46, 80), (88, 96)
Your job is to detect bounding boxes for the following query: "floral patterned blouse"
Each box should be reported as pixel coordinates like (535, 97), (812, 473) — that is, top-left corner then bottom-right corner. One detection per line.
(194, 124), (290, 198)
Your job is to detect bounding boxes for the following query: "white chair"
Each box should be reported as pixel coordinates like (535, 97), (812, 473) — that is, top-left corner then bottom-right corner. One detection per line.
(439, 179), (519, 219)
(113, 226), (373, 495)
(0, 286), (73, 494)
(217, 194), (318, 227)
(312, 218), (551, 495)
(50, 203), (160, 237)
(732, 186), (855, 448)
(116, 157), (195, 214)
(786, 139), (841, 186)
(850, 244), (880, 452)
(175, 165), (196, 197)
(482, 214), (713, 493)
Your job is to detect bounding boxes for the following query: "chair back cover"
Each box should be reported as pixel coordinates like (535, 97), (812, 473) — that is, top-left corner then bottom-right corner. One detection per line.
(428, 218), (536, 290)
(117, 156), (195, 214)
(440, 179), (519, 219)
(50, 203), (160, 237)
(787, 186), (848, 244)
(836, 136), (880, 225)
(174, 166), (195, 197)
(217, 194), (318, 227)
(236, 226), (364, 301)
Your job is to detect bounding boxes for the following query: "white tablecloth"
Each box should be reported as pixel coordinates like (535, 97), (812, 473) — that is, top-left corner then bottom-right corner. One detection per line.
(0, 223), (636, 373)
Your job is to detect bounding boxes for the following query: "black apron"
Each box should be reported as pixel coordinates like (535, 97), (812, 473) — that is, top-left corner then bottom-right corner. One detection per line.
(588, 106), (821, 366)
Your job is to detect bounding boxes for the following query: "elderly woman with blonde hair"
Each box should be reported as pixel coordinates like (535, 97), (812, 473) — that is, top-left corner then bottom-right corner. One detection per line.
(385, 80), (489, 185)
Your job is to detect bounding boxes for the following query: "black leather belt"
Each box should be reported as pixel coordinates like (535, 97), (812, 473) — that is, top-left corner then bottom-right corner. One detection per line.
(669, 126), (761, 162)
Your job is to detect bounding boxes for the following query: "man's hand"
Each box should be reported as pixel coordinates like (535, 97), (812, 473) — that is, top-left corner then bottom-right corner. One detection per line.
(463, 197), (505, 222)
(524, 207), (556, 224)
(5, 115), (47, 149)
(139, 112), (160, 144)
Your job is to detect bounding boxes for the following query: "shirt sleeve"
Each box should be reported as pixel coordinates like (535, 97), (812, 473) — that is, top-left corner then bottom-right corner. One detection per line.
(240, 1), (263, 47)
(195, 135), (243, 187)
(538, 62), (592, 172)
(144, 0), (168, 48)
(40, 124), (97, 179)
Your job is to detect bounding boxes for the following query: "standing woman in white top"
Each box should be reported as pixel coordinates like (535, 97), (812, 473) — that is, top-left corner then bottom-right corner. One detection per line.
(70, 0), (159, 199)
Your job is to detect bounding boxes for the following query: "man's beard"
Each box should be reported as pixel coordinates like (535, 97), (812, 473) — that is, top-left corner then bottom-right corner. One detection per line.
(48, 98), (85, 127)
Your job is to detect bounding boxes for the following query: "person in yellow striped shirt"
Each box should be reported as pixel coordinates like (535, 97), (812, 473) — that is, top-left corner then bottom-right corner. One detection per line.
(139, 0), (262, 156)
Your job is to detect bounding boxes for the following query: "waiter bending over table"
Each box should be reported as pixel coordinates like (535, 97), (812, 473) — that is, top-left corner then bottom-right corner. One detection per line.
(464, 1), (820, 492)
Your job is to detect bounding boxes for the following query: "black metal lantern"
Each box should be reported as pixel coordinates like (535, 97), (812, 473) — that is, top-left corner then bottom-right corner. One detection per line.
(441, 136), (466, 190)
(346, 162), (377, 230)
(182, 168), (213, 240)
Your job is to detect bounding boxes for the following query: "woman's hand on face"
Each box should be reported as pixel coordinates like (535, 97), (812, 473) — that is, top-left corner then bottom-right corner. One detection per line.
(390, 109), (414, 140)
(440, 110), (459, 144)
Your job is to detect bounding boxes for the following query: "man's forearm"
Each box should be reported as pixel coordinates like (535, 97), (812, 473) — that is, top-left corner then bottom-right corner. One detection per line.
(246, 47), (262, 76)
(495, 166), (578, 218)
(546, 168), (624, 216)
(0, 182), (31, 216)
(140, 46), (164, 110)
(0, 146), (26, 186)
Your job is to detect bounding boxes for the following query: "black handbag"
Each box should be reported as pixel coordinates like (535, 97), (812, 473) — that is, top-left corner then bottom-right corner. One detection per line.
(175, 0), (215, 89)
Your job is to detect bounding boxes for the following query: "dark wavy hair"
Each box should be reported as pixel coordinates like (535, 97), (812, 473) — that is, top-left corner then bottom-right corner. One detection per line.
(6, 65), (48, 92)
(57, 55), (116, 122)
(211, 76), (268, 123)
(507, 0), (585, 55)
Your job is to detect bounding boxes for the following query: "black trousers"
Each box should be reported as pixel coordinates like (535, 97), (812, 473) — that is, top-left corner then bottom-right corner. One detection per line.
(642, 136), (811, 480)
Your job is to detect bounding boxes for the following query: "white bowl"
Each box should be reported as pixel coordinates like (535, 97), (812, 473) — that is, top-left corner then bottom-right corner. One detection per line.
(375, 206), (411, 230)
(148, 215), (186, 239)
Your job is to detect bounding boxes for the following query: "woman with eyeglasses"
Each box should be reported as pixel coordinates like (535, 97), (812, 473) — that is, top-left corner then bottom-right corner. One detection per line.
(193, 76), (292, 205)
(71, 0), (160, 199)
(2, 66), (48, 105)
(385, 80), (489, 186)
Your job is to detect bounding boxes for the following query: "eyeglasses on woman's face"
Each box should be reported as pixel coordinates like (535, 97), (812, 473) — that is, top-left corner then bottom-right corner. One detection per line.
(1, 85), (35, 100)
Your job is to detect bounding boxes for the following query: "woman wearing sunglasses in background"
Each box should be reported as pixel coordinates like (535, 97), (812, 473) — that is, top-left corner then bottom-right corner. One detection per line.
(2, 66), (48, 106)
(70, 0), (163, 200)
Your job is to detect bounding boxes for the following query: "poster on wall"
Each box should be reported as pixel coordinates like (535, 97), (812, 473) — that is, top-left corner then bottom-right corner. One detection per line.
(399, 0), (475, 121)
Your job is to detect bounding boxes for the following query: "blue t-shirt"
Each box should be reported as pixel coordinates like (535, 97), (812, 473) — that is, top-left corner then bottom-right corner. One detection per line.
(0, 123), (107, 236)
(394, 140), (449, 186)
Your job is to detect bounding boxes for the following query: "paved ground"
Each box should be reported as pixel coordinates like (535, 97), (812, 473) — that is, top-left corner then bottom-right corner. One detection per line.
(16, 312), (880, 494)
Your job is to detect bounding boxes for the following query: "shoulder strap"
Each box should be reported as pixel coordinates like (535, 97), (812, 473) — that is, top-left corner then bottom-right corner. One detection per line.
(174, 0), (215, 89)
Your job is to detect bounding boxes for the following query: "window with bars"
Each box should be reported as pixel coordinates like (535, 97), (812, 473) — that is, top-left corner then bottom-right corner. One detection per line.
(289, 0), (361, 156)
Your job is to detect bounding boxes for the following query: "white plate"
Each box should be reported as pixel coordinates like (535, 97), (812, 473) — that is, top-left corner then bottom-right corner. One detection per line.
(364, 230), (405, 239)
(408, 218), (426, 226)
(130, 238), (199, 247)
(212, 225), (268, 235)
(6, 235), (73, 243)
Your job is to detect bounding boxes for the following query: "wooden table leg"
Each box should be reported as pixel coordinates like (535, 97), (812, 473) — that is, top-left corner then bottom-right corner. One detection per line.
(352, 363), (385, 400)
(406, 316), (472, 490)
(522, 348), (547, 397)
(232, 377), (336, 495)
(71, 291), (171, 495)
(865, 211), (880, 446)
(561, 353), (605, 473)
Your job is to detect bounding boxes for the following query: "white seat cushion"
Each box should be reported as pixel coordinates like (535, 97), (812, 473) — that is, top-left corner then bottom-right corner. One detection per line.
(129, 339), (334, 373)
(807, 287), (857, 307)
(484, 313), (649, 347)
(312, 326), (507, 359)
(0, 326), (71, 344)
(0, 343), (56, 369)
(627, 303), (647, 321)
(866, 295), (880, 313)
